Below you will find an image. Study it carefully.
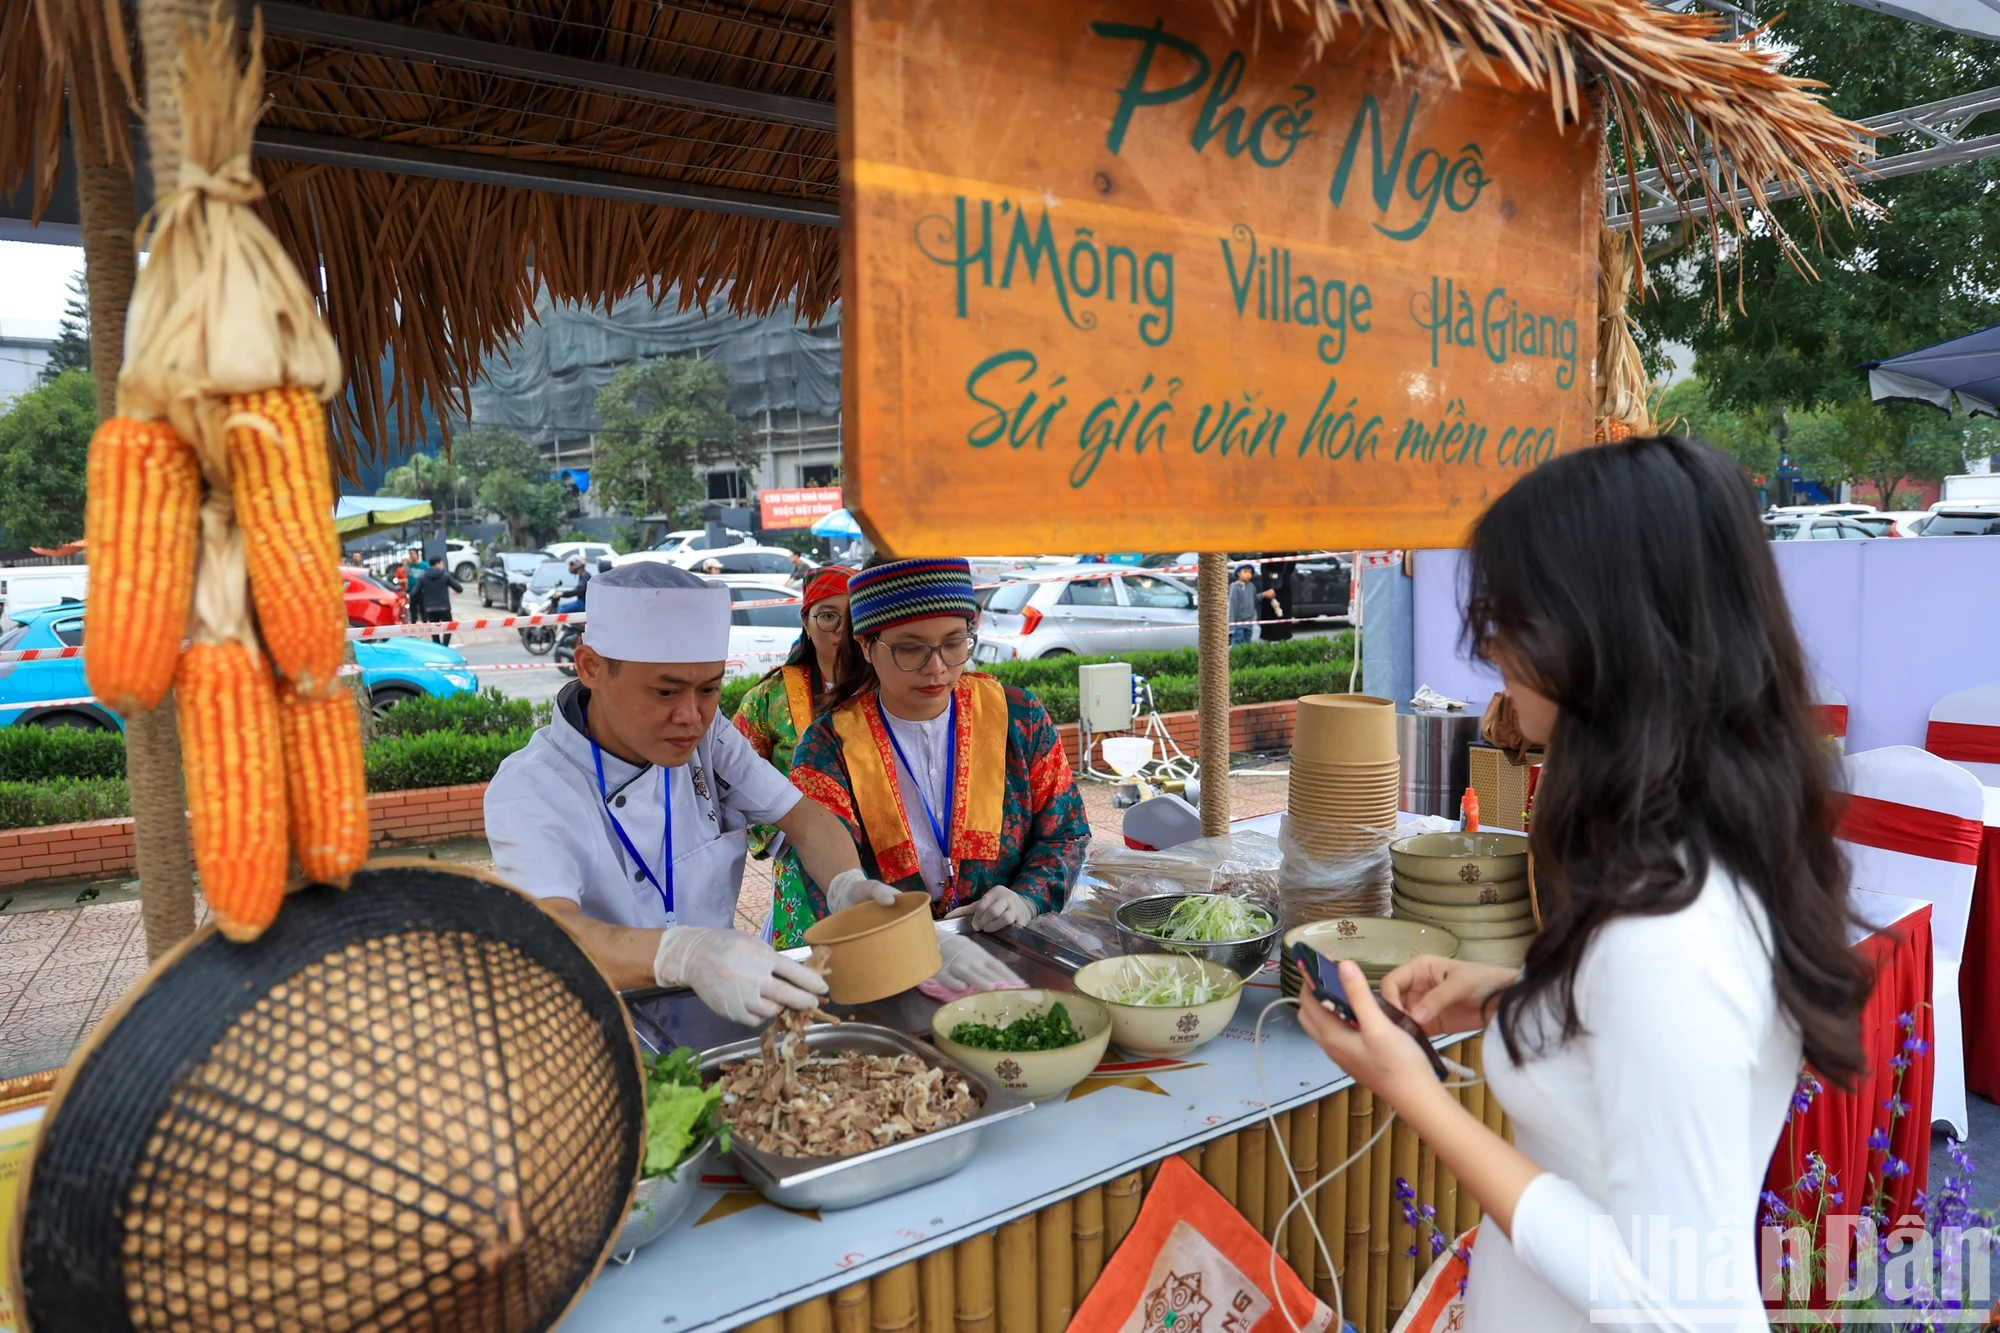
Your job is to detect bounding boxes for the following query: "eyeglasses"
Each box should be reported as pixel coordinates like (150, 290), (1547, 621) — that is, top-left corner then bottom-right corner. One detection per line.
(883, 636), (977, 671)
(808, 608), (847, 630)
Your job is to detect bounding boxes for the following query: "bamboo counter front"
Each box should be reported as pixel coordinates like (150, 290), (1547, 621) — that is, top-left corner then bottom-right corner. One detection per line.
(574, 968), (1508, 1333)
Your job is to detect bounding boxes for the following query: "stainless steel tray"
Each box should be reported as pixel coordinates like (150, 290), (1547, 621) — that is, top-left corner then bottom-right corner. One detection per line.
(700, 1023), (1032, 1211)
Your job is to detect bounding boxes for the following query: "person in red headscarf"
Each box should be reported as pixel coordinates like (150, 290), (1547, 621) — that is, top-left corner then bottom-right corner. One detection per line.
(733, 566), (861, 943)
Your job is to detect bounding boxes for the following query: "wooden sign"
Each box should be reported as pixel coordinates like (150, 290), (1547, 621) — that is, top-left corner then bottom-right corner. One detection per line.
(840, 0), (1601, 555)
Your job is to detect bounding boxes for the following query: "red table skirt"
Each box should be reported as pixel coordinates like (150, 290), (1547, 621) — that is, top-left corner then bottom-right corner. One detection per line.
(1763, 905), (1933, 1224)
(1961, 826), (2000, 1099)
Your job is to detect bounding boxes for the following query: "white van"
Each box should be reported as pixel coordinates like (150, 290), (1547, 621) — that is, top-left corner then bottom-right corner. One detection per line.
(0, 565), (90, 621)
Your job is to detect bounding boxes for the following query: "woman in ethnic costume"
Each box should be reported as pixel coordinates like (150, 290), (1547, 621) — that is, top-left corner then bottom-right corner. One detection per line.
(732, 566), (859, 945)
(786, 557), (1089, 934)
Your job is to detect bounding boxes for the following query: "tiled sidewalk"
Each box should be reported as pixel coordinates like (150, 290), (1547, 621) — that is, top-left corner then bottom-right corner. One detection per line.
(0, 771), (1291, 1080)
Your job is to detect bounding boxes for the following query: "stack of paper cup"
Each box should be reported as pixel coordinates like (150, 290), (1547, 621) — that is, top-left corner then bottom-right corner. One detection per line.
(1287, 694), (1401, 853)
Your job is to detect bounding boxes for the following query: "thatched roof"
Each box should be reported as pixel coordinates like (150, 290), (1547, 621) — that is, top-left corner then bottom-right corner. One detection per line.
(3, 0), (1865, 470)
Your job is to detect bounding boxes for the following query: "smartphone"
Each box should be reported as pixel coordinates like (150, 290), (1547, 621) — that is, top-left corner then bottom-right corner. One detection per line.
(1287, 943), (1450, 1082)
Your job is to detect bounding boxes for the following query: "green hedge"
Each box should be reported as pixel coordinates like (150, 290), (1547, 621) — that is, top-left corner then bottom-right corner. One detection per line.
(721, 677), (756, 720)
(0, 727), (126, 781)
(374, 687), (547, 738)
(0, 777), (131, 828)
(981, 635), (1351, 693)
(364, 730), (536, 793)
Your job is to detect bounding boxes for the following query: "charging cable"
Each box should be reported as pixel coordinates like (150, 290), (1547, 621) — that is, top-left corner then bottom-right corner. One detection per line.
(1250, 996), (1484, 1333)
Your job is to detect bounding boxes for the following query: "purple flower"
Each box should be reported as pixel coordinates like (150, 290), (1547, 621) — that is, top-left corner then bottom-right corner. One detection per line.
(1884, 1155), (1911, 1180)
(1898, 1011), (1915, 1030)
(1760, 1189), (1788, 1226)
(1789, 1072), (1822, 1117)
(1883, 1094), (1911, 1119)
(1868, 1127), (1892, 1153)
(1429, 1231), (1447, 1259)
(1904, 1035), (1932, 1057)
(1891, 1053), (1911, 1073)
(1394, 1177), (1414, 1202)
(1829, 1190), (1845, 1206)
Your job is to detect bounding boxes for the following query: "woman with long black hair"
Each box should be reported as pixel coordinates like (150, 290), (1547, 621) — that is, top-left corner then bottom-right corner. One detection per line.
(1296, 436), (1872, 1330)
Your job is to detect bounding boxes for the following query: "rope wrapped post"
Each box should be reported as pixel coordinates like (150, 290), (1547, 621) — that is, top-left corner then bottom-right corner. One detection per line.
(1197, 552), (1231, 836)
(120, 0), (212, 958)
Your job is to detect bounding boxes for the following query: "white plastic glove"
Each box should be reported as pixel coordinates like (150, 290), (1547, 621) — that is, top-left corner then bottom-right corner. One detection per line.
(966, 885), (1036, 932)
(652, 926), (828, 1026)
(827, 868), (900, 913)
(934, 929), (1025, 992)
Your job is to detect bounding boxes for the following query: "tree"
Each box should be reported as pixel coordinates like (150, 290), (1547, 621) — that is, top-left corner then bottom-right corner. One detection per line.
(592, 356), (754, 522)
(1785, 401), (1970, 508)
(0, 369), (96, 547)
(1653, 378), (1784, 477)
(450, 426), (547, 492)
(479, 467), (568, 547)
(1632, 0), (2000, 419)
(377, 451), (465, 521)
(38, 273), (92, 383)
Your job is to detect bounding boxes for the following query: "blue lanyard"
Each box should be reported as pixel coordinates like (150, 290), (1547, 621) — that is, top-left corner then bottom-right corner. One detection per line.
(589, 732), (673, 920)
(881, 692), (957, 885)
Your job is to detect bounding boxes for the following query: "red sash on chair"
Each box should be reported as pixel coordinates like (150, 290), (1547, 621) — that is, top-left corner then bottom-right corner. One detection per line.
(1837, 793), (1985, 865)
(1926, 720), (2000, 766)
(1816, 703), (1849, 739)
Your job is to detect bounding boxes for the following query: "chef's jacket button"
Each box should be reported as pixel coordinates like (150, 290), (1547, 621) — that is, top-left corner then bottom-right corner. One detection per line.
(635, 871), (646, 882)
(615, 795), (626, 808)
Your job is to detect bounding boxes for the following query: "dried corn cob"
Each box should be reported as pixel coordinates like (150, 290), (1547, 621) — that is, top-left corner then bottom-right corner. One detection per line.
(176, 641), (287, 942)
(224, 386), (346, 697)
(82, 418), (201, 714)
(276, 678), (368, 886)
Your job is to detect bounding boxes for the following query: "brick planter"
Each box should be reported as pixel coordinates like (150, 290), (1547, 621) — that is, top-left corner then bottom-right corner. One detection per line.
(1053, 698), (1298, 772)
(0, 782), (491, 889)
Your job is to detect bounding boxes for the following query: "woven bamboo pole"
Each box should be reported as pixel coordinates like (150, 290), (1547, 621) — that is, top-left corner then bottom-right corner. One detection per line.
(1389, 1120), (1420, 1311)
(1459, 1041), (1489, 1235)
(1286, 1100), (1319, 1286)
(921, 1249), (956, 1333)
(1435, 1043), (1461, 1237)
(745, 1319), (786, 1333)
(1316, 1087), (1350, 1303)
(1202, 1128), (1240, 1208)
(1073, 1185), (1106, 1301)
(1344, 1088), (1373, 1324)
(1105, 1171), (1143, 1253)
(996, 1215), (1037, 1333)
(834, 1281), (873, 1333)
(788, 1297), (834, 1333)
(1417, 1140), (1439, 1279)
(1369, 1097), (1392, 1333)
(955, 1232), (997, 1333)
(1264, 1109), (1291, 1245)
(127, 0), (210, 959)
(1038, 1198), (1074, 1333)
(1238, 1121), (1267, 1235)
(1197, 552), (1230, 836)
(1180, 1145), (1203, 1175)
(873, 1263), (920, 1333)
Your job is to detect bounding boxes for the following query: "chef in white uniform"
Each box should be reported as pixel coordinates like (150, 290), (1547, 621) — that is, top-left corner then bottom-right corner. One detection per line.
(486, 563), (909, 1023)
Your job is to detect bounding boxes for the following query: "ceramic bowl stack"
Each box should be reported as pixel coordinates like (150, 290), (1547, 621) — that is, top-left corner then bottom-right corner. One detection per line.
(1287, 694), (1401, 848)
(1279, 918), (1459, 1000)
(1389, 832), (1537, 967)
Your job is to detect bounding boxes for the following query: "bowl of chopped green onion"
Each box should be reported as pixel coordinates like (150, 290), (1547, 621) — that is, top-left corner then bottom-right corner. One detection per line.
(930, 989), (1113, 1102)
(1072, 954), (1245, 1058)
(1113, 892), (1283, 978)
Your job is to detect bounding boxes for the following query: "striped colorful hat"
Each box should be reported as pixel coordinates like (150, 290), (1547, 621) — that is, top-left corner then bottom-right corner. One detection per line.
(847, 558), (977, 638)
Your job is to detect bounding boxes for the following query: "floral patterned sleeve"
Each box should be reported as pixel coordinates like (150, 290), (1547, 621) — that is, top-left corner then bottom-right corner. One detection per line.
(1004, 686), (1089, 914)
(731, 676), (782, 762)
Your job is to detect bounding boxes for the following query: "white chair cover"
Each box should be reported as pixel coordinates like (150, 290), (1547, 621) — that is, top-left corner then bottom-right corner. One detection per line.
(1928, 683), (2000, 786)
(1839, 745), (1987, 1140)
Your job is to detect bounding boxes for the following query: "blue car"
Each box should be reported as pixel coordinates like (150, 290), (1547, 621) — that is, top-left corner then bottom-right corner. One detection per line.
(0, 603), (478, 729)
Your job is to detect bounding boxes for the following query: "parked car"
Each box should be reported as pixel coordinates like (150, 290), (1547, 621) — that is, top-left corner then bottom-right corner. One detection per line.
(720, 577), (805, 681)
(479, 551), (548, 610)
(444, 539), (480, 583)
(621, 544), (803, 578)
(1237, 552), (1353, 621)
(975, 564), (1198, 661)
(1765, 517), (1880, 540)
(342, 566), (407, 628)
(1846, 513), (1905, 538)
(1915, 505), (2000, 537)
(642, 527), (754, 557)
(541, 540), (618, 568)
(1766, 503), (1880, 521)
(0, 604), (476, 728)
(0, 565), (89, 622)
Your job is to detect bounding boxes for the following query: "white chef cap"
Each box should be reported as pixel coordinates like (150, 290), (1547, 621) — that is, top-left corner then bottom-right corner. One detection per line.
(581, 561), (731, 663)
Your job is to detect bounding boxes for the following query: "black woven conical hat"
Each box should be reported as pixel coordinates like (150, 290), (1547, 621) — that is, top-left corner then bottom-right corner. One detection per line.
(13, 861), (642, 1332)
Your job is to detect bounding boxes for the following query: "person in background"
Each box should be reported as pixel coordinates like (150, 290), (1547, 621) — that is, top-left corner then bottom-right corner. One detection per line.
(1257, 567), (1293, 642)
(410, 557), (462, 645)
(785, 550), (816, 587)
(788, 557), (1089, 938)
(1227, 563), (1257, 646)
(1293, 436), (1870, 1332)
(733, 566), (860, 944)
(560, 554), (591, 614)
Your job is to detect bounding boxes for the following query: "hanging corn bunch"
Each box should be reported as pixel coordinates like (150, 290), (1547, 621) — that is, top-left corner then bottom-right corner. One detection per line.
(103, 9), (364, 942)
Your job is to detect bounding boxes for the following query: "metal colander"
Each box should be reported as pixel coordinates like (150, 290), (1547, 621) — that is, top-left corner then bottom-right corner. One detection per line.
(17, 861), (642, 1333)
(1112, 893), (1282, 978)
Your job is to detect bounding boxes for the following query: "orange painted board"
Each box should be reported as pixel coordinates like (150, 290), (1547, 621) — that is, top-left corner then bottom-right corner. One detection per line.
(839, 0), (1601, 556)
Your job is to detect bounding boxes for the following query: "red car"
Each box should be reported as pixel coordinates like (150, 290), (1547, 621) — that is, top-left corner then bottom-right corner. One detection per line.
(343, 566), (407, 628)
